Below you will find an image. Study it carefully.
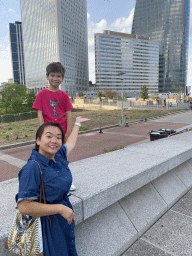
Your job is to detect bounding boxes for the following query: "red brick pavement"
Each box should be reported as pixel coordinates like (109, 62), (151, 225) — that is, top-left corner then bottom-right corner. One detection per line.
(0, 160), (20, 182)
(0, 121), (189, 182)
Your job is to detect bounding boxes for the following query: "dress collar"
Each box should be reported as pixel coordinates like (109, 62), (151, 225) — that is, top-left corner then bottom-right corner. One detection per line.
(31, 149), (59, 166)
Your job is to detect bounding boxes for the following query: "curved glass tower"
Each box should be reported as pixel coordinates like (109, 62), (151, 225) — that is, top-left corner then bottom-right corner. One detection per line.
(132, 0), (190, 93)
(20, 0), (89, 95)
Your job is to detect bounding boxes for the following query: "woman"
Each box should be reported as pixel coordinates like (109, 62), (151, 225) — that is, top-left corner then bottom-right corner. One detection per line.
(16, 116), (90, 256)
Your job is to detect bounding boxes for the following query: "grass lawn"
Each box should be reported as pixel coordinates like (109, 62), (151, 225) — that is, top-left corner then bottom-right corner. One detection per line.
(0, 109), (186, 146)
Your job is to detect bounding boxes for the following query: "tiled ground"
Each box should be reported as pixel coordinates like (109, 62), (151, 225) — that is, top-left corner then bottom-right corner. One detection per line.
(123, 189), (192, 256)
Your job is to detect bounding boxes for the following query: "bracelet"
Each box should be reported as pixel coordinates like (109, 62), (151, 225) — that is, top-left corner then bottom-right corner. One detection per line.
(75, 122), (81, 127)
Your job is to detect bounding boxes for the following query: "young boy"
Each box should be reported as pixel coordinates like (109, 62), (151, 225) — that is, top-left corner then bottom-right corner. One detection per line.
(33, 62), (76, 190)
(32, 62), (73, 140)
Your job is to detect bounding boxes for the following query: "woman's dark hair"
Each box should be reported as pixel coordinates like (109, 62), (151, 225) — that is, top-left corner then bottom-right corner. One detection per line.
(35, 122), (65, 151)
(46, 62), (65, 78)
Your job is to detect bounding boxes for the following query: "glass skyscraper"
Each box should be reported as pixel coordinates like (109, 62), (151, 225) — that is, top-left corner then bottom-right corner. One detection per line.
(95, 30), (159, 97)
(20, 0), (89, 94)
(9, 21), (25, 85)
(132, 0), (190, 93)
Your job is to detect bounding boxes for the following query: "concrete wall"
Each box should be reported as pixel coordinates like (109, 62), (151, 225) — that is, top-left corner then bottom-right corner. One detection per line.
(1, 132), (192, 255)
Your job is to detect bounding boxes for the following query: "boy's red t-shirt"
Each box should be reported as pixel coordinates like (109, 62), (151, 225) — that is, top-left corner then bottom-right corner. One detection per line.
(32, 89), (73, 132)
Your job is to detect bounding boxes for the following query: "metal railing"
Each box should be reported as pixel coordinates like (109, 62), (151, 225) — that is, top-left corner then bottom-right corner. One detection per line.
(0, 111), (37, 124)
(77, 98), (190, 110)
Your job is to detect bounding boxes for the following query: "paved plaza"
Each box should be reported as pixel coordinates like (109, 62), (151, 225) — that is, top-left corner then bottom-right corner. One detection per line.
(1, 110), (192, 255)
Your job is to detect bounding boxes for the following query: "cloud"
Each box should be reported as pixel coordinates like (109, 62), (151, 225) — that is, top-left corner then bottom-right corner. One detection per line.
(109, 8), (134, 33)
(8, 9), (15, 12)
(0, 52), (12, 83)
(88, 16), (108, 48)
(87, 14), (109, 83)
(87, 8), (135, 83)
(0, 34), (12, 83)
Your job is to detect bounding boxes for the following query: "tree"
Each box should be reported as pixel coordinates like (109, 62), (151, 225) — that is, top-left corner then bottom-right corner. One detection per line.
(97, 90), (102, 99)
(26, 90), (36, 109)
(0, 83), (36, 114)
(103, 89), (117, 99)
(140, 85), (148, 100)
(78, 89), (83, 97)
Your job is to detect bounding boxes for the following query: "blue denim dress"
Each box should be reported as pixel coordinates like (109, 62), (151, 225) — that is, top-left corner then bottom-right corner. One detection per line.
(15, 145), (78, 256)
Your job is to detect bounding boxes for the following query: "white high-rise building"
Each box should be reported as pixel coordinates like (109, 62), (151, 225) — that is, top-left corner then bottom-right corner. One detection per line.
(20, 0), (89, 94)
(95, 30), (159, 97)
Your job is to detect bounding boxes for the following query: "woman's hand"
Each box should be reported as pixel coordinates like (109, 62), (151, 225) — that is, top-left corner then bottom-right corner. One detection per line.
(59, 205), (75, 224)
(75, 116), (90, 124)
(65, 116), (91, 156)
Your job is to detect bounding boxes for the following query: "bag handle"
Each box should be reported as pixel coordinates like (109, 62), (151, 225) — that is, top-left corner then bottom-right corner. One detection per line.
(32, 160), (46, 204)
(32, 160), (52, 234)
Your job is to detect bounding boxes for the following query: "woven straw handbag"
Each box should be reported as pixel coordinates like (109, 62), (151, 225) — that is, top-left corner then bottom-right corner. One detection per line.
(5, 161), (46, 256)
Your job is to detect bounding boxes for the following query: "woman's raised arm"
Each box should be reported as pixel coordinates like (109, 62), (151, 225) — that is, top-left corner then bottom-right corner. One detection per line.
(65, 116), (90, 156)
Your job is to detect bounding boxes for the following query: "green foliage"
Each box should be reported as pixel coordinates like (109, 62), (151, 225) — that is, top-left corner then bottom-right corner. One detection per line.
(0, 83), (36, 114)
(79, 126), (89, 131)
(78, 89), (83, 97)
(103, 146), (124, 154)
(140, 85), (148, 100)
(97, 90), (102, 98)
(26, 90), (36, 109)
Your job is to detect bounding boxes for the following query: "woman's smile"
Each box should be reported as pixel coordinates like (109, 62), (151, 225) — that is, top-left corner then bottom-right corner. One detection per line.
(36, 126), (62, 159)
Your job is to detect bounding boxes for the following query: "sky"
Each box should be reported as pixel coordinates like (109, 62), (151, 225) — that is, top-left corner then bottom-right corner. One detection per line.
(0, 0), (192, 86)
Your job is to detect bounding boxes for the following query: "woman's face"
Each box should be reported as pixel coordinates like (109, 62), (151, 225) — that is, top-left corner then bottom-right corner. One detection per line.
(36, 126), (62, 159)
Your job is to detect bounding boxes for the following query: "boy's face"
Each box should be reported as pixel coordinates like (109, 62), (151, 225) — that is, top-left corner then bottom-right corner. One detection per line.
(47, 72), (64, 89)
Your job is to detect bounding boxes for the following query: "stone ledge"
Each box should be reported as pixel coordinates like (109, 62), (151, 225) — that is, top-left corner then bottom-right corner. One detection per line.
(70, 132), (192, 221)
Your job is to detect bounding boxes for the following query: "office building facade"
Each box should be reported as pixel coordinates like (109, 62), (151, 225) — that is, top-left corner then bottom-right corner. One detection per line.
(95, 30), (159, 97)
(9, 21), (25, 85)
(20, 0), (89, 94)
(132, 0), (190, 93)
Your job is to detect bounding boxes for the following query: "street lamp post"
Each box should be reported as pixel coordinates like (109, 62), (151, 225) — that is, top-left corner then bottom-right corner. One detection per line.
(118, 72), (126, 126)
